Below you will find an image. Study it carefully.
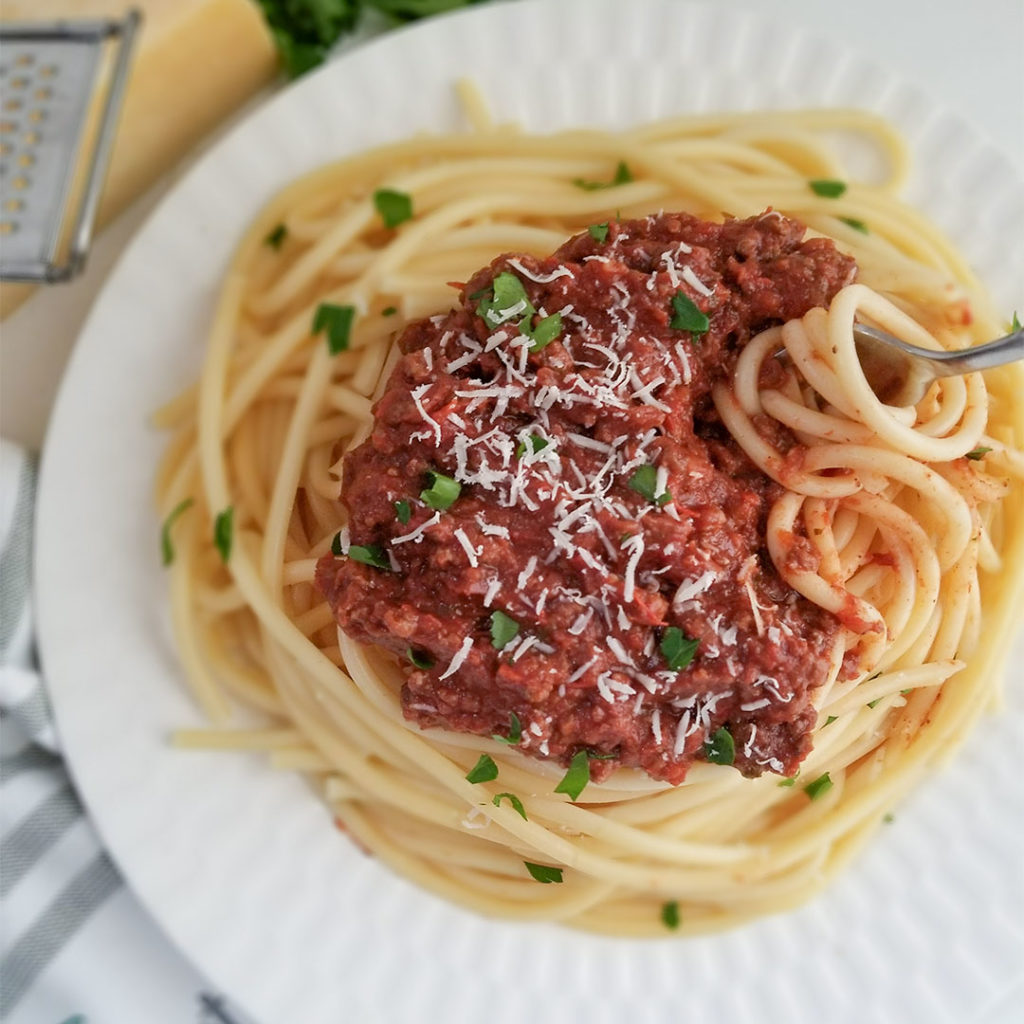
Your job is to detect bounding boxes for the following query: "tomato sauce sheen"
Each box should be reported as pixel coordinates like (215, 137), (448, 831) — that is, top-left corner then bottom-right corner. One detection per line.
(316, 211), (857, 783)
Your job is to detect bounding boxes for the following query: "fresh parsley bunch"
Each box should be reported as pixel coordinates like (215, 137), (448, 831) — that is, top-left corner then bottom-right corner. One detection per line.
(256, 0), (493, 78)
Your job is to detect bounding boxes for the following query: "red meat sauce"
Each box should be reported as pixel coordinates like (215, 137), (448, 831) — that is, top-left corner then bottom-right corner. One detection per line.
(315, 210), (858, 785)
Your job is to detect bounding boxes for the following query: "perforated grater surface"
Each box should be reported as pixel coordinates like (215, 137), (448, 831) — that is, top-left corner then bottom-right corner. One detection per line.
(0, 11), (139, 282)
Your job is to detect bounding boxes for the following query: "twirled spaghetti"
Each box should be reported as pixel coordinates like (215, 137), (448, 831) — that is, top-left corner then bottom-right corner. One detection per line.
(155, 90), (1024, 935)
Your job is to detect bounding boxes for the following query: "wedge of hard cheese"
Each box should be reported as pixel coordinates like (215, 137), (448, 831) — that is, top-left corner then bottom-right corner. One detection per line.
(1, 0), (278, 317)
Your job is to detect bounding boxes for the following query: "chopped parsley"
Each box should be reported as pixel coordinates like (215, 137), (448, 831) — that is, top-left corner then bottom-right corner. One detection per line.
(1013, 311), (1022, 331)
(573, 160), (632, 190)
(660, 901), (681, 930)
(394, 499), (412, 524)
(660, 626), (698, 672)
(160, 497), (194, 566)
(330, 530), (344, 556)
(373, 188), (413, 228)
(523, 311), (563, 352)
(476, 272), (533, 330)
(883, 812), (895, 824)
(628, 464), (670, 505)
(703, 726), (735, 766)
(312, 302), (356, 354)
(465, 754), (498, 784)
(420, 470), (461, 510)
(490, 610), (520, 651)
(492, 711), (522, 745)
(524, 861), (563, 883)
(492, 792), (528, 820)
(516, 435), (550, 458)
(213, 506), (234, 563)
(587, 222), (610, 243)
(804, 772), (833, 800)
(669, 291), (709, 337)
(809, 178), (847, 198)
(554, 749), (592, 801)
(407, 647), (434, 670)
(965, 446), (992, 461)
(264, 223), (287, 249)
(347, 544), (391, 570)
(381, 305), (398, 317)
(823, 715), (838, 727)
(839, 216), (868, 233)
(777, 774), (799, 788)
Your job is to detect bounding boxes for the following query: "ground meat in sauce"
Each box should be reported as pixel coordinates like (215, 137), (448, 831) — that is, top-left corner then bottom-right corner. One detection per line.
(315, 210), (857, 784)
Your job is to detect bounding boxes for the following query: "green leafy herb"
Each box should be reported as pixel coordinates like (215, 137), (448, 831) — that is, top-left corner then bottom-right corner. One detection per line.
(492, 711), (522, 745)
(490, 610), (520, 651)
(524, 861), (564, 884)
(777, 774), (799, 788)
(804, 772), (834, 800)
(476, 271), (533, 330)
(703, 726), (735, 766)
(660, 901), (681, 930)
(330, 530), (344, 556)
(660, 626), (699, 672)
(554, 749), (591, 801)
(213, 507), (234, 564)
(824, 715), (838, 727)
(382, 305), (398, 317)
(373, 188), (413, 228)
(523, 311), (563, 352)
(965, 446), (992, 461)
(628, 464), (670, 506)
(866, 698), (882, 709)
(420, 470), (461, 510)
(160, 497), (194, 566)
(394, 499), (412, 524)
(573, 160), (632, 190)
(264, 223), (287, 249)
(492, 792), (528, 819)
(516, 435), (550, 458)
(669, 291), (710, 337)
(883, 812), (895, 824)
(407, 647), (434, 670)
(587, 222), (610, 243)
(839, 216), (868, 233)
(809, 178), (847, 198)
(348, 544), (391, 570)
(312, 302), (356, 354)
(466, 753), (498, 784)
(1012, 311), (1022, 332)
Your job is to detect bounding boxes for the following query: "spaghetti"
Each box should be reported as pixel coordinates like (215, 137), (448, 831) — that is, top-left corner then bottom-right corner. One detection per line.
(155, 92), (1024, 935)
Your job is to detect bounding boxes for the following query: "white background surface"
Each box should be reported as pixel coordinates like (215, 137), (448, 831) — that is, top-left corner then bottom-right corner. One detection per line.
(2, 0), (1022, 447)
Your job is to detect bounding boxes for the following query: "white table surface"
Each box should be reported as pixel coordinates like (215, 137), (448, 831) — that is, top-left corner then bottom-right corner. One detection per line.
(1, 0), (1022, 450)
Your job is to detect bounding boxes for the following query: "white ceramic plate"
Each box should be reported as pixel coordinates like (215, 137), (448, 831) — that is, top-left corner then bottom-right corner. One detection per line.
(36, 2), (1024, 1022)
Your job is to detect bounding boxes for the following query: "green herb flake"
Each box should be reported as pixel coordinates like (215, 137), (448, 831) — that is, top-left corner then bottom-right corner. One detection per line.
(160, 497), (194, 567)
(703, 726), (735, 766)
(523, 311), (563, 353)
(573, 160), (632, 191)
(213, 506), (234, 564)
(839, 216), (869, 234)
(407, 647), (434, 670)
(883, 812), (895, 824)
(382, 305), (398, 317)
(628, 464), (671, 506)
(492, 711), (522, 745)
(490, 610), (520, 651)
(348, 544), (391, 570)
(492, 792), (528, 820)
(777, 774), (799, 788)
(660, 901), (681, 930)
(264, 223), (287, 249)
(866, 698), (882, 709)
(394, 499), (412, 524)
(965, 446), (992, 461)
(524, 861), (564, 884)
(554, 749), (591, 801)
(809, 178), (848, 198)
(669, 291), (710, 337)
(466, 754), (499, 784)
(420, 470), (461, 510)
(373, 188), (413, 229)
(476, 272), (534, 330)
(804, 772), (834, 800)
(660, 626), (699, 672)
(824, 715), (838, 727)
(516, 435), (550, 458)
(312, 302), (356, 354)
(588, 222), (610, 243)
(330, 531), (344, 556)
(1012, 311), (1022, 331)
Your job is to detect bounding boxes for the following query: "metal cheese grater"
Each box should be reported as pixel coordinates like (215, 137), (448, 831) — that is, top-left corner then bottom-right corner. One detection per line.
(0, 10), (139, 282)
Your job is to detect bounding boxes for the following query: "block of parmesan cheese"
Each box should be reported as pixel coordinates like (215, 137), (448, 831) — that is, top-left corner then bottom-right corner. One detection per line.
(1, 0), (278, 317)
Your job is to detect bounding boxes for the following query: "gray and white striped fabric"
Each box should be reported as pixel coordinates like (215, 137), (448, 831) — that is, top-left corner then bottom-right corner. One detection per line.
(0, 440), (251, 1024)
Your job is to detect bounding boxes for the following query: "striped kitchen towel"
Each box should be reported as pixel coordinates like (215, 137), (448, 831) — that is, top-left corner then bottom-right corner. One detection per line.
(0, 439), (252, 1024)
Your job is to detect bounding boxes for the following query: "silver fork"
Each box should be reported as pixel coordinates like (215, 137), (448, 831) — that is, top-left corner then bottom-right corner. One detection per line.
(853, 324), (1024, 405)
